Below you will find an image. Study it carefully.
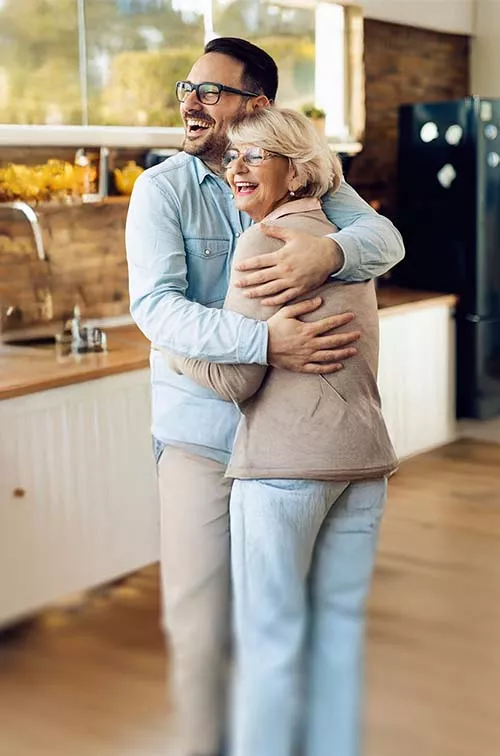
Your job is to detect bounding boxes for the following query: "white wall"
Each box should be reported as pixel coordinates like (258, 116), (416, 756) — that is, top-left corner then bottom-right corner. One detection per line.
(342, 0), (475, 35)
(471, 0), (500, 97)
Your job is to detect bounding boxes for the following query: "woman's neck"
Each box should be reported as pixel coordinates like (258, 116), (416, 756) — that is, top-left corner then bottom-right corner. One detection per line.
(251, 195), (293, 223)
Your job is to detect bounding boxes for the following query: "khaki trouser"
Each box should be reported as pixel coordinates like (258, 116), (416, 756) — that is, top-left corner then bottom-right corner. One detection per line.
(158, 446), (232, 756)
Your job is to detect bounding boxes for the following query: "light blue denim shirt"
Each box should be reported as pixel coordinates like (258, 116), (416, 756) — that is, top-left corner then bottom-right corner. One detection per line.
(126, 151), (404, 463)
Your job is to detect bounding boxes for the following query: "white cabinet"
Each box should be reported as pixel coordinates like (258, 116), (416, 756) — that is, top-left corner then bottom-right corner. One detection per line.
(0, 370), (159, 626)
(378, 303), (457, 460)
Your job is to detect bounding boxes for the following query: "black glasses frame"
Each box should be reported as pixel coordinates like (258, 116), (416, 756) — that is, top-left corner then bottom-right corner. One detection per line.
(175, 80), (260, 105)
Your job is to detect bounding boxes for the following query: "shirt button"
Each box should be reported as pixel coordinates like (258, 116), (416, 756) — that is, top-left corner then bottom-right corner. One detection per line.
(235, 232), (241, 238)
(204, 248), (211, 256)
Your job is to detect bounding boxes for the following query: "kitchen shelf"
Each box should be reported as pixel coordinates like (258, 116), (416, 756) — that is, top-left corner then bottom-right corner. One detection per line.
(0, 195), (131, 209)
(96, 196), (130, 204)
(0, 125), (363, 155)
(0, 125), (185, 149)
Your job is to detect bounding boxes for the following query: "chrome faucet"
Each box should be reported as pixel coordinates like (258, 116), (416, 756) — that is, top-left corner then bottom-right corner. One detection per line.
(0, 200), (48, 261)
(61, 305), (108, 354)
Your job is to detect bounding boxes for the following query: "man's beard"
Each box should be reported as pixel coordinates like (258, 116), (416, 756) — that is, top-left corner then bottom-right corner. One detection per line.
(182, 103), (247, 170)
(182, 129), (228, 169)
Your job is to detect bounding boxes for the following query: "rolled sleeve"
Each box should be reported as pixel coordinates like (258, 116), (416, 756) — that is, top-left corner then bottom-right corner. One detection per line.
(236, 314), (268, 364)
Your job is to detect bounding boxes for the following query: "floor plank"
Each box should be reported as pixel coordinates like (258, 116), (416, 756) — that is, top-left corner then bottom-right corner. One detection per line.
(0, 439), (499, 755)
(366, 440), (500, 756)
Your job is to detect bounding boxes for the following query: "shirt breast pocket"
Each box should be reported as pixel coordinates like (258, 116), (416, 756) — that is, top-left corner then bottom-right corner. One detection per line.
(184, 238), (231, 307)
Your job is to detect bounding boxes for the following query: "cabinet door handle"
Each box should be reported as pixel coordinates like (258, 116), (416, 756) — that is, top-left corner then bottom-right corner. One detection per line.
(13, 488), (26, 498)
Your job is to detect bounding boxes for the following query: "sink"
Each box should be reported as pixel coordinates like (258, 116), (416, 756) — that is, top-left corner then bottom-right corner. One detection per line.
(3, 335), (56, 348)
(2, 327), (107, 354)
(1, 326), (59, 349)
(0, 313), (123, 353)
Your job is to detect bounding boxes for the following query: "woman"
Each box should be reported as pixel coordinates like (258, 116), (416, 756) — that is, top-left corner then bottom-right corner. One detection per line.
(165, 107), (398, 756)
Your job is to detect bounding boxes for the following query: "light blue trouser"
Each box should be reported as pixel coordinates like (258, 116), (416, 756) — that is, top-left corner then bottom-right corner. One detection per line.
(229, 477), (387, 756)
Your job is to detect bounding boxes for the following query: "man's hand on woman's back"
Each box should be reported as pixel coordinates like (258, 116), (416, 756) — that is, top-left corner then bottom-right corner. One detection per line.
(267, 298), (360, 374)
(233, 225), (344, 306)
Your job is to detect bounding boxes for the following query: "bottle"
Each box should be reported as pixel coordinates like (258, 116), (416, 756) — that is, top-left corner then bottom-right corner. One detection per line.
(98, 147), (110, 198)
(74, 148), (100, 201)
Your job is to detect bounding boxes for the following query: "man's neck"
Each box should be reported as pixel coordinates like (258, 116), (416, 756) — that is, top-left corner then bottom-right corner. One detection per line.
(202, 157), (225, 178)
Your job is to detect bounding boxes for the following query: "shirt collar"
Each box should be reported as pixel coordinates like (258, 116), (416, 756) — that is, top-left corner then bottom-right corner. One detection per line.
(263, 197), (321, 223)
(191, 154), (226, 186)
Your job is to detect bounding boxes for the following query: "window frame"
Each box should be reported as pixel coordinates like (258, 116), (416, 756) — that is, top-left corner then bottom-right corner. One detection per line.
(0, 0), (364, 153)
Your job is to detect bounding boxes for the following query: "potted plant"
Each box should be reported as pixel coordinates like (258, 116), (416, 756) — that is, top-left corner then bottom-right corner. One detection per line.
(301, 104), (327, 136)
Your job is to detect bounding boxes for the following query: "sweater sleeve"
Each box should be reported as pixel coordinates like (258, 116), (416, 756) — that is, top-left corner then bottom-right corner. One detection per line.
(166, 225), (282, 403)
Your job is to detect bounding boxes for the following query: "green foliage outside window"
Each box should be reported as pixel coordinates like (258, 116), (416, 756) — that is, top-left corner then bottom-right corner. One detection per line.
(101, 37), (314, 127)
(0, 0), (316, 127)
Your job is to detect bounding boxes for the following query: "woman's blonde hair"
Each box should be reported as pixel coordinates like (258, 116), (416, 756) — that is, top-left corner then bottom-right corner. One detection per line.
(228, 107), (343, 198)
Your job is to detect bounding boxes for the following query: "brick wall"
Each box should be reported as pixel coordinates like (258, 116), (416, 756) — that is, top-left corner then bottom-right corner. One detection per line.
(0, 145), (143, 329)
(0, 202), (129, 329)
(348, 19), (470, 218)
(0, 20), (470, 329)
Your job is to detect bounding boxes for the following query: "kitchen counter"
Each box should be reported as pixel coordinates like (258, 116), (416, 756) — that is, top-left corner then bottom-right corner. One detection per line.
(0, 325), (150, 400)
(0, 287), (458, 401)
(376, 286), (457, 316)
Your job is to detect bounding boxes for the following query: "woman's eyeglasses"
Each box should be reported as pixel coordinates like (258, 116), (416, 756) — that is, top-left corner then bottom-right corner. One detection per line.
(222, 147), (281, 169)
(176, 80), (259, 106)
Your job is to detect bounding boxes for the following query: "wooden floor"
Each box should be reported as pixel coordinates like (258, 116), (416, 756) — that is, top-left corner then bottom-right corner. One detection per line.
(0, 439), (499, 756)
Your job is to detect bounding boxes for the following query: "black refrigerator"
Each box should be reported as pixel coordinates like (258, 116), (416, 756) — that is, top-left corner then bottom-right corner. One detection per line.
(394, 96), (500, 419)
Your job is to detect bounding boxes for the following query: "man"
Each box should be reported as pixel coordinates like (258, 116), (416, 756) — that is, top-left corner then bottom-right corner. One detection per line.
(126, 37), (404, 756)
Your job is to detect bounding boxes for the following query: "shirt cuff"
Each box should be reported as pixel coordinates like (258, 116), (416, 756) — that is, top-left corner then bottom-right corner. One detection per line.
(327, 231), (361, 280)
(236, 317), (269, 365)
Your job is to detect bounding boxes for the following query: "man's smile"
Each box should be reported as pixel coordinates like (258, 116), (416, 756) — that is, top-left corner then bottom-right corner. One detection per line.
(184, 113), (214, 137)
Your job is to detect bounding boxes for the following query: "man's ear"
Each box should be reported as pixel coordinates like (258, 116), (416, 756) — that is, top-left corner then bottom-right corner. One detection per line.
(246, 95), (270, 112)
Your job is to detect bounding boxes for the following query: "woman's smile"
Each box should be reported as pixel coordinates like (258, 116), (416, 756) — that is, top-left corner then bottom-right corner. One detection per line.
(234, 180), (258, 196)
(226, 143), (294, 221)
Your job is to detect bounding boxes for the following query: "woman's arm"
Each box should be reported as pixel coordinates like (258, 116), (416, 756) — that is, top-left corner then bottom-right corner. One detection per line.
(165, 350), (265, 403)
(166, 226), (283, 403)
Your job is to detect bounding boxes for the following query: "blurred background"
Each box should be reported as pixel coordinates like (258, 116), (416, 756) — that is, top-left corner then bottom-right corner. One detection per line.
(0, 2), (499, 755)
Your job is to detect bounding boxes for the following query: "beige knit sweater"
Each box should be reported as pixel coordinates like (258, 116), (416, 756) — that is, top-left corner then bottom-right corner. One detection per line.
(167, 198), (398, 481)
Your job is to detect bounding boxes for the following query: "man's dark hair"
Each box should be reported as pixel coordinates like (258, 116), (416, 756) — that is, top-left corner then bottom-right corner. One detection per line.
(204, 37), (278, 103)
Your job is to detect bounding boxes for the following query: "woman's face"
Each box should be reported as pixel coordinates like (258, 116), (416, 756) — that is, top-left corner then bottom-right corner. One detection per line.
(224, 143), (295, 221)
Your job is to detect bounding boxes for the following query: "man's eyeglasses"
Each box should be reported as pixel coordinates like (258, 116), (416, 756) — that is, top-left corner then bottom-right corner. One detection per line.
(222, 147), (281, 169)
(176, 80), (260, 106)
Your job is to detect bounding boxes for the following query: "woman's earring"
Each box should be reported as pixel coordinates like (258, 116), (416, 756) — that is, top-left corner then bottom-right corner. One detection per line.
(289, 190), (295, 197)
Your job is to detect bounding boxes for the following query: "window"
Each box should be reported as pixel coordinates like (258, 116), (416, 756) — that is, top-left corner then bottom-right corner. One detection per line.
(0, 0), (364, 142)
(0, 0), (81, 125)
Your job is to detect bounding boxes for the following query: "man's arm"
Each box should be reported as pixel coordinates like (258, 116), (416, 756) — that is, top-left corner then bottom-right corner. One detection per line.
(232, 180), (405, 306)
(126, 170), (267, 365)
(169, 227), (360, 402)
(127, 171), (360, 373)
(165, 230), (281, 403)
(322, 180), (405, 280)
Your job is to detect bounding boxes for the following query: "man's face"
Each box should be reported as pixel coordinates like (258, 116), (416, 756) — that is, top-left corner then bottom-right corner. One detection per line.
(180, 52), (255, 168)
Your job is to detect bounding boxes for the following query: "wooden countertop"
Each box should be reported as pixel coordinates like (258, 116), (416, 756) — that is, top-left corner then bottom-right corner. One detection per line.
(376, 286), (457, 317)
(0, 325), (150, 401)
(0, 287), (458, 401)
